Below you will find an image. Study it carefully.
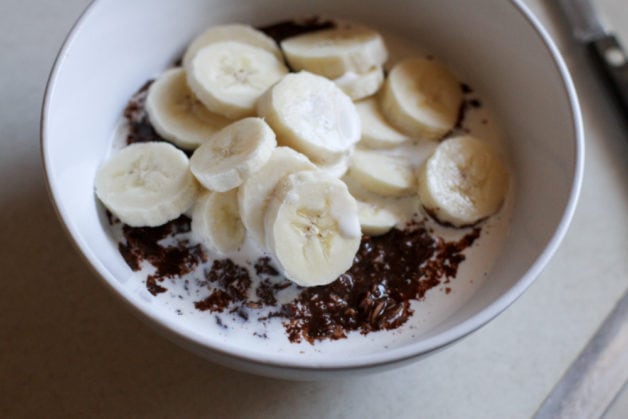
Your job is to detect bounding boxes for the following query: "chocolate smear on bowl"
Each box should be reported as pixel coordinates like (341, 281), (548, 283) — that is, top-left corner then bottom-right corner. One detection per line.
(259, 17), (336, 43)
(123, 80), (195, 156)
(441, 93), (484, 140)
(123, 80), (164, 146)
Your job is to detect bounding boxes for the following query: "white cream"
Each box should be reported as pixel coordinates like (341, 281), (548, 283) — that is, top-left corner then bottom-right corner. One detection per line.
(331, 198), (362, 239)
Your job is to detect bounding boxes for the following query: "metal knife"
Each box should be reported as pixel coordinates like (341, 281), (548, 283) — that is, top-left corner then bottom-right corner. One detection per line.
(534, 290), (628, 418)
(558, 0), (628, 119)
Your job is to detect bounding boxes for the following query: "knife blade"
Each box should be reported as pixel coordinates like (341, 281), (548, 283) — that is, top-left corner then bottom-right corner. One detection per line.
(558, 0), (606, 42)
(534, 290), (628, 418)
(557, 0), (628, 121)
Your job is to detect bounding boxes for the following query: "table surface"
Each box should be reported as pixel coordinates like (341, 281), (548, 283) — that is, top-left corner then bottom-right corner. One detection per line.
(1, 0), (626, 417)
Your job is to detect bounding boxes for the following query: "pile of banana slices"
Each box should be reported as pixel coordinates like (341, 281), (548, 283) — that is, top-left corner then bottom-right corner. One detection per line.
(94, 22), (509, 287)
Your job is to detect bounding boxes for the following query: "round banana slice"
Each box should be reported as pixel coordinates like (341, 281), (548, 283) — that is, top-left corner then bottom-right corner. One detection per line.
(264, 171), (362, 287)
(356, 200), (401, 236)
(316, 149), (351, 178)
(333, 66), (384, 101)
(192, 189), (245, 254)
(185, 40), (288, 119)
(190, 117), (277, 192)
(381, 57), (463, 140)
(145, 67), (231, 150)
(355, 98), (410, 149)
(183, 23), (282, 68)
(257, 71), (361, 166)
(94, 142), (199, 227)
(280, 24), (388, 79)
(418, 135), (509, 227)
(348, 149), (416, 197)
(238, 146), (316, 248)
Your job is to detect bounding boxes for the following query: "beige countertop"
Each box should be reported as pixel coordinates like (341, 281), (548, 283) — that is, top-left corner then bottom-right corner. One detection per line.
(1, 0), (626, 417)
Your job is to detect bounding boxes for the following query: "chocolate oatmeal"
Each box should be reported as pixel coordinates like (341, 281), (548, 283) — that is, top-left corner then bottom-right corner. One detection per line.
(112, 209), (480, 343)
(100, 20), (506, 345)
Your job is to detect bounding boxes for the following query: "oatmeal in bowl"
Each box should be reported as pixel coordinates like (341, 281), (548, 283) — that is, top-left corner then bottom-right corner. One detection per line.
(42, 0), (582, 379)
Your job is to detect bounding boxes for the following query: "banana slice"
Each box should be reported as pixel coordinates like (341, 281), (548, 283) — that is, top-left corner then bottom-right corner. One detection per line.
(333, 66), (384, 101)
(280, 24), (388, 79)
(185, 40), (288, 119)
(192, 189), (245, 254)
(183, 23), (282, 68)
(418, 135), (509, 227)
(381, 58), (463, 140)
(316, 149), (351, 178)
(356, 200), (401, 236)
(264, 171), (362, 287)
(94, 142), (199, 227)
(257, 71), (361, 166)
(145, 68), (231, 150)
(355, 98), (410, 149)
(238, 146), (316, 248)
(190, 117), (277, 192)
(348, 149), (415, 197)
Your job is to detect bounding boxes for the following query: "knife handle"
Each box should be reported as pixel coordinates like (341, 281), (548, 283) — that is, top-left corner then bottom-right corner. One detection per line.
(588, 34), (628, 119)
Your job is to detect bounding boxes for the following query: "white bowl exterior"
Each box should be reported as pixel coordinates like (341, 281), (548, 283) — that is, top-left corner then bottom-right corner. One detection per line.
(42, 0), (582, 378)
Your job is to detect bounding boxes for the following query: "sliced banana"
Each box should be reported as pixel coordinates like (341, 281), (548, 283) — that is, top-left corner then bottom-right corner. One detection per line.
(183, 23), (282, 68)
(348, 149), (415, 197)
(192, 189), (245, 254)
(333, 66), (384, 101)
(316, 149), (351, 178)
(264, 171), (361, 287)
(190, 117), (277, 192)
(145, 67), (231, 150)
(238, 146), (316, 248)
(257, 71), (361, 166)
(418, 135), (509, 227)
(356, 200), (401, 236)
(185, 40), (288, 119)
(355, 98), (410, 149)
(95, 142), (199, 227)
(381, 57), (463, 140)
(280, 24), (388, 79)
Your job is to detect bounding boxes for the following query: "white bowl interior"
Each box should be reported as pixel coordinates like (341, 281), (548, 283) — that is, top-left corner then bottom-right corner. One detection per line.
(43, 0), (581, 376)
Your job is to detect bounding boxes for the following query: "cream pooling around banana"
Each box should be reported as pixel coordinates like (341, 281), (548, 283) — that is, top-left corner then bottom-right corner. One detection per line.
(330, 203), (362, 239)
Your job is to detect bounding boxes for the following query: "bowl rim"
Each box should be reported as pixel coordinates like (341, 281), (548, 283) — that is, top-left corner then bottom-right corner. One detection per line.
(41, 0), (584, 371)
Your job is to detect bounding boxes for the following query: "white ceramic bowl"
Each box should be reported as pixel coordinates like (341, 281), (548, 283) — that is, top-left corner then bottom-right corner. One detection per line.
(42, 0), (583, 379)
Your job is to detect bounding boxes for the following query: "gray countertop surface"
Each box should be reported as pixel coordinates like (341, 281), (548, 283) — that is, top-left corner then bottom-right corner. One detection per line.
(1, 0), (627, 417)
